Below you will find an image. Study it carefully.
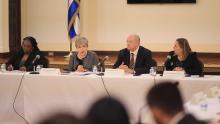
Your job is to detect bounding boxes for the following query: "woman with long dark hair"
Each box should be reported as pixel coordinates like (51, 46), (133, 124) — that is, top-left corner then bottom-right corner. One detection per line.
(6, 36), (48, 71)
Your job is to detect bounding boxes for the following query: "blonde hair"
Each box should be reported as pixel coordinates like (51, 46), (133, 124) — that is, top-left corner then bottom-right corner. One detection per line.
(75, 37), (88, 48)
(176, 38), (192, 60)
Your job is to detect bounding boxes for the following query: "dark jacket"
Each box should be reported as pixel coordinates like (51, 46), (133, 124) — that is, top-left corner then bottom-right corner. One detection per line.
(113, 46), (152, 74)
(6, 50), (48, 71)
(165, 51), (203, 75)
(178, 114), (207, 124)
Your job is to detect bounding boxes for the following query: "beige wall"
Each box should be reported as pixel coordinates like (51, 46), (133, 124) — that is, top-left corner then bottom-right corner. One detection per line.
(0, 0), (9, 53)
(21, 0), (220, 52)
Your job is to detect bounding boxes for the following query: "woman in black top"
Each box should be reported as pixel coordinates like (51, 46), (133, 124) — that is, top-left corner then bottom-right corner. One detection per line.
(6, 36), (48, 71)
(165, 38), (203, 75)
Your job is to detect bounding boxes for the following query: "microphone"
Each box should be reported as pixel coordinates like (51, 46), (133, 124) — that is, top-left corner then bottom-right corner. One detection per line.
(164, 55), (172, 67)
(166, 55), (171, 61)
(32, 55), (40, 65)
(97, 56), (109, 66)
(97, 56), (109, 73)
(29, 55), (41, 74)
(161, 55), (172, 76)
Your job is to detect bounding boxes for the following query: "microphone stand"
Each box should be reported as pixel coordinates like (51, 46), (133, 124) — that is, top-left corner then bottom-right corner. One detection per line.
(96, 58), (106, 76)
(29, 60), (39, 74)
(160, 62), (166, 76)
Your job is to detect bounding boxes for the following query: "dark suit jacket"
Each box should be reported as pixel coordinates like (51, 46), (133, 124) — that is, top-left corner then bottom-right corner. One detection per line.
(178, 114), (207, 124)
(6, 49), (48, 71)
(165, 51), (203, 75)
(113, 46), (152, 74)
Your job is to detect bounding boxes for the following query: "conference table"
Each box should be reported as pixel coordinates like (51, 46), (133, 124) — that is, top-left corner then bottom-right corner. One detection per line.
(0, 71), (220, 124)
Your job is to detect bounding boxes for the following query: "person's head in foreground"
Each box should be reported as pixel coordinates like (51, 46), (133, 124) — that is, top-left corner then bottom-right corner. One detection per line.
(85, 97), (130, 124)
(38, 112), (82, 124)
(146, 82), (207, 124)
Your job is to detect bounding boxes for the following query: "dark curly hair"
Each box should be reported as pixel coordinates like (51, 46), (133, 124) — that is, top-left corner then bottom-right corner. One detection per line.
(23, 36), (40, 51)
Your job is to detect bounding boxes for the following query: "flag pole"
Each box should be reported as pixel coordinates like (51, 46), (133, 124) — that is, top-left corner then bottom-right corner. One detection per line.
(64, 0), (73, 58)
(64, 42), (73, 58)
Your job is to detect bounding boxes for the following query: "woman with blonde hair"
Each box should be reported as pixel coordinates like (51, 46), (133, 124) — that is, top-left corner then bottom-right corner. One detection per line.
(165, 38), (203, 75)
(68, 37), (99, 72)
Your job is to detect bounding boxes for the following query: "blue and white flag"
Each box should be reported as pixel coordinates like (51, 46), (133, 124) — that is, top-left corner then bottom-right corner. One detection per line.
(68, 0), (80, 42)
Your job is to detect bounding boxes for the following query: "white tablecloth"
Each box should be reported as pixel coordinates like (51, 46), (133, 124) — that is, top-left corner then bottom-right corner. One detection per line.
(185, 97), (220, 121)
(22, 74), (108, 124)
(22, 74), (155, 124)
(0, 71), (25, 124)
(1, 72), (220, 124)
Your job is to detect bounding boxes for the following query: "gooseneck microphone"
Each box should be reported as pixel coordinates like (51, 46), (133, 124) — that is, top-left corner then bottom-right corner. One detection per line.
(29, 55), (41, 74)
(97, 56), (109, 73)
(161, 55), (171, 76)
(97, 56), (109, 66)
(32, 55), (40, 65)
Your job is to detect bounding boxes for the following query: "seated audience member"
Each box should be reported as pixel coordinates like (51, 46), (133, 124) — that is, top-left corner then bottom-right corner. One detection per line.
(38, 112), (82, 124)
(85, 97), (130, 124)
(146, 81), (208, 124)
(6, 36), (48, 71)
(68, 37), (99, 72)
(164, 38), (203, 75)
(113, 34), (152, 74)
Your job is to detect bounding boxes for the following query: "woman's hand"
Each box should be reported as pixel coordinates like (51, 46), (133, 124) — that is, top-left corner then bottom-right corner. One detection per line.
(19, 66), (27, 72)
(7, 65), (14, 71)
(76, 65), (86, 72)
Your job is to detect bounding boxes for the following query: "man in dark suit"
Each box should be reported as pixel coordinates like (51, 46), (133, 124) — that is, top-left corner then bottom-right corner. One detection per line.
(113, 34), (152, 74)
(146, 82), (208, 124)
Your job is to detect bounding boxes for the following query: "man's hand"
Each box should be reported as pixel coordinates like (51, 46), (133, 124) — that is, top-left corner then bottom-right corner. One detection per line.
(119, 63), (134, 74)
(119, 64), (128, 70)
(124, 68), (135, 74)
